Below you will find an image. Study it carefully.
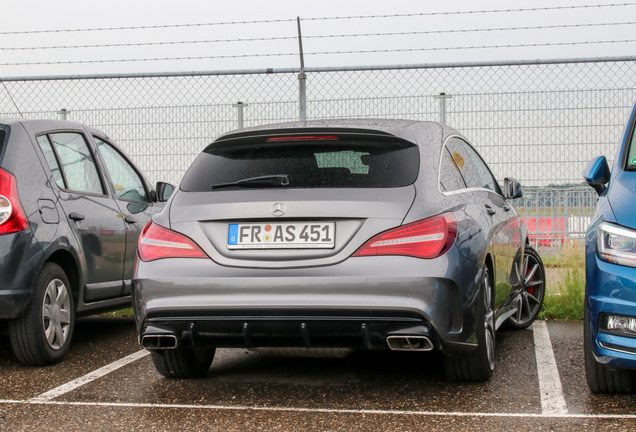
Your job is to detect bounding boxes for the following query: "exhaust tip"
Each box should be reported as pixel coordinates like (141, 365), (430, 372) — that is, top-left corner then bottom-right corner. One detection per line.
(386, 335), (434, 352)
(141, 334), (178, 350)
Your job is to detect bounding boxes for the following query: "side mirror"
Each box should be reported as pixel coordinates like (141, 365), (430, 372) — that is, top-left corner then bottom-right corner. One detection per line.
(583, 156), (610, 195)
(155, 182), (175, 202)
(503, 177), (523, 199)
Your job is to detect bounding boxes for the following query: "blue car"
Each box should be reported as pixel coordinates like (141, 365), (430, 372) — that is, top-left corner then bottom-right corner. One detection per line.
(583, 103), (636, 393)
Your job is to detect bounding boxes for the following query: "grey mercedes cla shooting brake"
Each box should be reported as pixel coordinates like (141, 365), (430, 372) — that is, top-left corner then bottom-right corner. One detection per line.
(133, 119), (545, 382)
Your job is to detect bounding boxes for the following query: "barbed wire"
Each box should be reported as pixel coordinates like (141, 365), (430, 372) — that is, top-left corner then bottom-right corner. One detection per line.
(1, 21), (634, 51)
(2, 39), (634, 66)
(1, 3), (634, 35)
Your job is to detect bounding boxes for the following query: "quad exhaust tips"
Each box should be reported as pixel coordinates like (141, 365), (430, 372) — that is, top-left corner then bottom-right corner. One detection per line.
(141, 334), (178, 350)
(386, 335), (434, 351)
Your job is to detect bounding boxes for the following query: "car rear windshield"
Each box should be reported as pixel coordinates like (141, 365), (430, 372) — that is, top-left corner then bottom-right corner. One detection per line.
(180, 136), (420, 191)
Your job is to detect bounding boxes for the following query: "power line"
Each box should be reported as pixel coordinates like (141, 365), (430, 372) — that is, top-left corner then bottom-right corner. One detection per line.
(2, 39), (634, 66)
(1, 3), (634, 35)
(2, 21), (634, 51)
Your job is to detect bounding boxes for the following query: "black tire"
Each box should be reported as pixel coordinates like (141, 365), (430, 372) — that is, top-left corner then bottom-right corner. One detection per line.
(584, 308), (635, 393)
(505, 245), (546, 330)
(443, 267), (495, 382)
(150, 347), (216, 379)
(8, 263), (75, 366)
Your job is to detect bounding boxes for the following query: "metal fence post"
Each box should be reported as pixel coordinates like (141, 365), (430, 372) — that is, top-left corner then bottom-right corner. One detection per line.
(57, 108), (69, 120)
(434, 92), (452, 125)
(297, 17), (307, 121)
(299, 73), (307, 121)
(233, 101), (247, 129)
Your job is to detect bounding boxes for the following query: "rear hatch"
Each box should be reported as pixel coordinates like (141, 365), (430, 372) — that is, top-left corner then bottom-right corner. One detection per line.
(171, 129), (420, 268)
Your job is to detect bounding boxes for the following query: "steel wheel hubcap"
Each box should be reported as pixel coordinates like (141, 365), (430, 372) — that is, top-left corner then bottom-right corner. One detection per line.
(42, 279), (71, 350)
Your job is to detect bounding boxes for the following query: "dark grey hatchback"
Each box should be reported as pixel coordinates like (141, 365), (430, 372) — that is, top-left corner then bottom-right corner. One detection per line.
(134, 119), (545, 382)
(0, 118), (173, 365)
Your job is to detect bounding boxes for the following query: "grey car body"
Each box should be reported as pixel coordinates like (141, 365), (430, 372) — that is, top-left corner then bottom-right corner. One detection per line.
(133, 119), (545, 381)
(0, 118), (172, 365)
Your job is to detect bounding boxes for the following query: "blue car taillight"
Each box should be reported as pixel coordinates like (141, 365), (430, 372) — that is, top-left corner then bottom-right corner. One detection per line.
(597, 222), (636, 268)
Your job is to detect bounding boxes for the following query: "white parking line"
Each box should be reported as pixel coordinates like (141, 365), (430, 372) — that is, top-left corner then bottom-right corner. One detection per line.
(1, 399), (636, 420)
(29, 350), (150, 402)
(22, 322), (569, 416)
(533, 320), (568, 415)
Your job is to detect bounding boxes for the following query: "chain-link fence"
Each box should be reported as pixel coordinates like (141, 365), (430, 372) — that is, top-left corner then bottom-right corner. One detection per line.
(1, 58), (635, 245)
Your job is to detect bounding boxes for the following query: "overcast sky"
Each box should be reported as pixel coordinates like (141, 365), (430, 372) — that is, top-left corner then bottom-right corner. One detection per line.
(1, 0), (635, 77)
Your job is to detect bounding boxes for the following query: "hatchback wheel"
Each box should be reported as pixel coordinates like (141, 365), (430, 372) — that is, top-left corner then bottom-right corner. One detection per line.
(584, 309), (635, 393)
(150, 347), (216, 379)
(506, 246), (546, 330)
(9, 263), (75, 365)
(443, 267), (495, 382)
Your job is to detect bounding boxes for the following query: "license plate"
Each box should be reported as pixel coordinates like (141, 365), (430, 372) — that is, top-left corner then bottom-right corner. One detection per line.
(227, 222), (335, 249)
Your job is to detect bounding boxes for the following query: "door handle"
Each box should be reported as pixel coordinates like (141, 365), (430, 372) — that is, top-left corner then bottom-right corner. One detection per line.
(68, 212), (85, 221)
(484, 205), (496, 216)
(125, 216), (137, 224)
(503, 204), (511, 212)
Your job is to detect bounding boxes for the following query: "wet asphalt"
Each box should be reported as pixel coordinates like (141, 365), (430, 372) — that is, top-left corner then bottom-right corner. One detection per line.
(1, 317), (635, 431)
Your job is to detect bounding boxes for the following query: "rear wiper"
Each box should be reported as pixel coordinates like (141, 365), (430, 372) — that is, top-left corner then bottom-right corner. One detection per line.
(212, 174), (289, 190)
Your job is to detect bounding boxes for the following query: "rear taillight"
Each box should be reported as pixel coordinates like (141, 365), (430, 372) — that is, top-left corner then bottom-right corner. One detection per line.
(352, 213), (457, 259)
(137, 221), (208, 262)
(0, 169), (30, 235)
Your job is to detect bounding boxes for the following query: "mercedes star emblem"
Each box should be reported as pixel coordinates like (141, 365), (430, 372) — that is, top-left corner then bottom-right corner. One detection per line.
(271, 203), (286, 217)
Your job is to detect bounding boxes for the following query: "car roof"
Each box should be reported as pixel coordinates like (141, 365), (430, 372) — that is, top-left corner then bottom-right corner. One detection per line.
(214, 118), (462, 148)
(0, 118), (109, 139)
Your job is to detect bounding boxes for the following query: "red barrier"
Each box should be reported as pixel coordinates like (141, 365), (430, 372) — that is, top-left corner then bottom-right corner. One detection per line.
(522, 217), (566, 247)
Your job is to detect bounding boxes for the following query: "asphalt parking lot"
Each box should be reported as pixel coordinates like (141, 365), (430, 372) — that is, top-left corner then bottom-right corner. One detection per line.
(1, 317), (635, 431)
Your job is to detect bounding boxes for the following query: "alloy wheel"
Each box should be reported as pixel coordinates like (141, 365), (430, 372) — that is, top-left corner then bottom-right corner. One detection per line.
(510, 249), (545, 327)
(483, 268), (496, 370)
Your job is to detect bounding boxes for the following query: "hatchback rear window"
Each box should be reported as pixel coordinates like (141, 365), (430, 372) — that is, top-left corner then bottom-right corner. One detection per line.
(180, 136), (420, 191)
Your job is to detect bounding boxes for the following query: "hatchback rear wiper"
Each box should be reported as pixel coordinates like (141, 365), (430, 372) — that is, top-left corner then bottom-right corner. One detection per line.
(212, 174), (289, 190)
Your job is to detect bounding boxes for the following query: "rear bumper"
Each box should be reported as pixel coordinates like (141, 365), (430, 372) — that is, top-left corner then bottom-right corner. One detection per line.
(133, 249), (483, 356)
(0, 231), (40, 319)
(140, 312), (440, 351)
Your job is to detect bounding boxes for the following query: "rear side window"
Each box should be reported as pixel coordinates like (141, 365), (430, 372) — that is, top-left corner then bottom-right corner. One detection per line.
(444, 138), (499, 193)
(36, 132), (105, 195)
(439, 147), (466, 192)
(181, 136), (420, 191)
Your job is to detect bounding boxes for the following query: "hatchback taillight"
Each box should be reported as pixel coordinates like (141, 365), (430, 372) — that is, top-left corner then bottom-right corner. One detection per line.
(137, 221), (208, 262)
(352, 213), (457, 259)
(0, 169), (30, 235)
